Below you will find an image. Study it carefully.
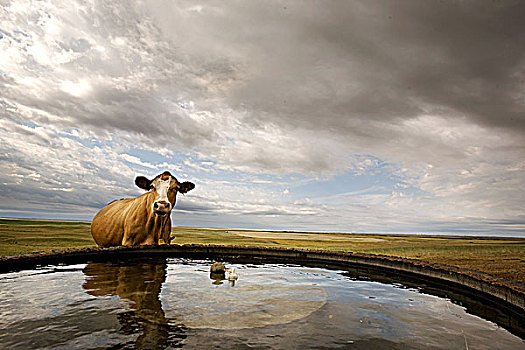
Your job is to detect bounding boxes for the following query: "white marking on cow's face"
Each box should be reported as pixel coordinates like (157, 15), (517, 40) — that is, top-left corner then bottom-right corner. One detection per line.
(152, 178), (173, 215)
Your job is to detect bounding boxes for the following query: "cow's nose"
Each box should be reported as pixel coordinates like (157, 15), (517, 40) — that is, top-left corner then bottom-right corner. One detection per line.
(154, 201), (170, 212)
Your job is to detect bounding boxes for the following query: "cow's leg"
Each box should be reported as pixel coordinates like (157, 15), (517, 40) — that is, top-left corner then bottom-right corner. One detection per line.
(121, 235), (135, 246)
(122, 230), (142, 246)
(123, 235), (155, 246)
(161, 217), (172, 245)
(139, 237), (157, 246)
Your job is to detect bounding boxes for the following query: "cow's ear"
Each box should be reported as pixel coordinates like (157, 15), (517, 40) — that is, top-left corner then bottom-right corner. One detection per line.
(178, 181), (195, 194)
(135, 176), (153, 190)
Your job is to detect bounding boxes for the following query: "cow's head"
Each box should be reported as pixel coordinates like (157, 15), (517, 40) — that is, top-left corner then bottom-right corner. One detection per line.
(135, 171), (195, 216)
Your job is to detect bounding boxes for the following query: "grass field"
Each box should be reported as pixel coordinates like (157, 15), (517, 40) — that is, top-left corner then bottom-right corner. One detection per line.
(1, 218), (524, 284)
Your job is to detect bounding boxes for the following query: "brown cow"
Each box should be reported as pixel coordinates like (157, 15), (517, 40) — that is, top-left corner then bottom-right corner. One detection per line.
(91, 171), (195, 247)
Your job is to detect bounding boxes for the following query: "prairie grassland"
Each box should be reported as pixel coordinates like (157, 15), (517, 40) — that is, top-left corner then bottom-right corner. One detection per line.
(1, 218), (524, 284)
(0, 218), (94, 256)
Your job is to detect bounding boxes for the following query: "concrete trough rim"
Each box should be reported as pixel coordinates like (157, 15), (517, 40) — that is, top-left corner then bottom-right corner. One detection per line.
(1, 244), (524, 314)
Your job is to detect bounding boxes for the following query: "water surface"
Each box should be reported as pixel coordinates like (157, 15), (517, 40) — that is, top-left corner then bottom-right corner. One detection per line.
(0, 257), (523, 349)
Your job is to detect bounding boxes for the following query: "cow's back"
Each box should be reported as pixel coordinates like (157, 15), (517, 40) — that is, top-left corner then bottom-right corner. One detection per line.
(91, 198), (135, 247)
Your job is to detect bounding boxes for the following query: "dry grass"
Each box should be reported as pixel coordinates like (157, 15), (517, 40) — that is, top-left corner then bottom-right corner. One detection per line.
(0, 218), (95, 256)
(1, 218), (524, 284)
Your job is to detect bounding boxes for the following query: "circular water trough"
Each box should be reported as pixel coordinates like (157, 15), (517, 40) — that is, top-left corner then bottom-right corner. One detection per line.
(0, 245), (524, 348)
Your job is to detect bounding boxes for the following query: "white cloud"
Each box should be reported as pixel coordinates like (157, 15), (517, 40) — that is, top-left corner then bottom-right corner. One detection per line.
(60, 79), (92, 97)
(118, 154), (156, 169)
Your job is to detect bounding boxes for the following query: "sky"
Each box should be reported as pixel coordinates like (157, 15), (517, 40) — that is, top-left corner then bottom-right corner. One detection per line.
(0, 1), (524, 236)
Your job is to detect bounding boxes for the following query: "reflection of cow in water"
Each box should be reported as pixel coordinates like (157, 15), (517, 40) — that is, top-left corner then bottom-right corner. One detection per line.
(82, 258), (186, 349)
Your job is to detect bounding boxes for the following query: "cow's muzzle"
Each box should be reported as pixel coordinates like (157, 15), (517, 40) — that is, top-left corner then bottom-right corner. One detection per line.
(153, 201), (171, 215)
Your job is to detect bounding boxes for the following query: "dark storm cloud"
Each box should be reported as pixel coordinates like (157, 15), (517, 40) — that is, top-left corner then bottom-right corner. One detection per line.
(213, 1), (525, 135)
